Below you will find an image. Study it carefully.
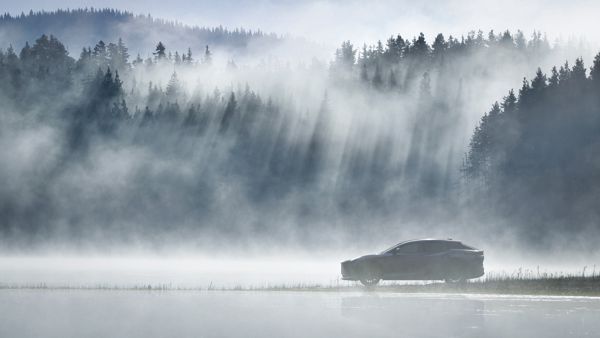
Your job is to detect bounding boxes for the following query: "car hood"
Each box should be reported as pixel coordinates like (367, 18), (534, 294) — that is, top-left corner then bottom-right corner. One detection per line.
(341, 254), (380, 265)
(352, 254), (379, 262)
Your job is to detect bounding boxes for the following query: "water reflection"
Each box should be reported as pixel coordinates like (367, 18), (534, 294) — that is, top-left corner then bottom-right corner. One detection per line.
(341, 293), (484, 337)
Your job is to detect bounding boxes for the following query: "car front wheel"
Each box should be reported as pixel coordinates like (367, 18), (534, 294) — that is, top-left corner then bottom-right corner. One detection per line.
(360, 278), (381, 286)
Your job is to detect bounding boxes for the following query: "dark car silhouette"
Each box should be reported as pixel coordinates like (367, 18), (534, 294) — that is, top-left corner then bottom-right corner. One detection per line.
(341, 239), (484, 286)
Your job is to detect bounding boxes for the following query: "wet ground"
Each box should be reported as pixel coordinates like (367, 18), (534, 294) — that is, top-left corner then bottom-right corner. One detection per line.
(1, 290), (599, 338)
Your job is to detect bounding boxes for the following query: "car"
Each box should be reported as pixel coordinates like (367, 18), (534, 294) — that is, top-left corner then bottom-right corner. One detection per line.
(341, 239), (484, 286)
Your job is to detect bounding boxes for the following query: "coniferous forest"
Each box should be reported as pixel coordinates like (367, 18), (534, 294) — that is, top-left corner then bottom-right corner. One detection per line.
(0, 9), (282, 56)
(464, 57), (600, 241)
(0, 9), (599, 250)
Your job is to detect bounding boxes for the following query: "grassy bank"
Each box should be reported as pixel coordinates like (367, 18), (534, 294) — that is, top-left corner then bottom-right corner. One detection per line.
(2, 269), (599, 296)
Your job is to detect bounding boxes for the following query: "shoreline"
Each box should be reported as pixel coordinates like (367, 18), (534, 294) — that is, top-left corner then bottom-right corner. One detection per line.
(2, 275), (600, 297)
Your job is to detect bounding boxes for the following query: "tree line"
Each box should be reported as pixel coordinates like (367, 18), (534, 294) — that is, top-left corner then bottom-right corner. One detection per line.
(0, 8), (282, 55)
(463, 54), (600, 237)
(331, 30), (554, 90)
(0, 30), (596, 245)
(0, 34), (337, 245)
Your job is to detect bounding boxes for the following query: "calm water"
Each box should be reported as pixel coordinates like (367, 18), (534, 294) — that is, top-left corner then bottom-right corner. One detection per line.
(1, 290), (599, 338)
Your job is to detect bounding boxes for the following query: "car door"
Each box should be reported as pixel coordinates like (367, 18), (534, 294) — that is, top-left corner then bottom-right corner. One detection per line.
(382, 242), (424, 279)
(419, 241), (450, 279)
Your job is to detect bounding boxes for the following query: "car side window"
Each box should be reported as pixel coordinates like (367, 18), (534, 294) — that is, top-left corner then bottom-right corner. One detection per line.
(446, 242), (464, 250)
(394, 243), (421, 254)
(421, 241), (449, 254)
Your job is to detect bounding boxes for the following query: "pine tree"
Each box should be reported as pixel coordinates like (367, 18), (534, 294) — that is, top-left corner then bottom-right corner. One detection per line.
(487, 30), (497, 45)
(571, 57), (586, 83)
(432, 33), (447, 57)
(591, 52), (600, 87)
(186, 48), (193, 64)
(133, 53), (143, 66)
(514, 30), (526, 50)
(360, 44), (369, 65)
(166, 72), (181, 99)
(154, 42), (166, 61)
(93, 40), (108, 67)
(559, 61), (571, 83)
(375, 40), (384, 58)
(113, 70), (123, 94)
(501, 89), (517, 115)
(517, 77), (532, 108)
(335, 41), (356, 71)
(395, 35), (407, 57)
(499, 30), (514, 48)
(409, 33), (430, 59)
(116, 37), (129, 69)
(548, 66), (560, 87)
(384, 36), (401, 64)
(203, 45), (212, 65)
(19, 41), (31, 60)
(530, 68), (547, 92)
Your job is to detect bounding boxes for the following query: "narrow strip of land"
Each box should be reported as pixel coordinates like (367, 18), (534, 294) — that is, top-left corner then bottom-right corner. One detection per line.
(2, 275), (599, 296)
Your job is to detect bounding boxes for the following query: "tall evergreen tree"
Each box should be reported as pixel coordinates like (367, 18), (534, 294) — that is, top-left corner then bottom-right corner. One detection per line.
(203, 45), (212, 65)
(154, 41), (166, 61)
(432, 33), (447, 57)
(166, 72), (182, 99)
(334, 40), (356, 71)
(571, 57), (586, 83)
(185, 47), (193, 64)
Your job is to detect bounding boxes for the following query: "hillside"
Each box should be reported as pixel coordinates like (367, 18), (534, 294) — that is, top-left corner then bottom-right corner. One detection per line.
(0, 8), (282, 57)
(0, 18), (596, 249)
(464, 56), (600, 241)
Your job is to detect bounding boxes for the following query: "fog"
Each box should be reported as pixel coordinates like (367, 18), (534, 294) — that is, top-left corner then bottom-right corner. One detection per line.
(0, 3), (600, 291)
(5, 0), (600, 47)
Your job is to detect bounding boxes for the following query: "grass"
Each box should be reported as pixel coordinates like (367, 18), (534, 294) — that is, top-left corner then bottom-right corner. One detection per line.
(2, 268), (599, 296)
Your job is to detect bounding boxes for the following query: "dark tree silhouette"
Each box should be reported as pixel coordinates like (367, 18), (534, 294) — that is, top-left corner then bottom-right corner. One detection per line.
(464, 54), (600, 235)
(154, 42), (166, 60)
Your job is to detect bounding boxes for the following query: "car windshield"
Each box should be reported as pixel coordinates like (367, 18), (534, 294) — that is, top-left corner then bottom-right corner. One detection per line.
(380, 240), (413, 254)
(459, 242), (476, 250)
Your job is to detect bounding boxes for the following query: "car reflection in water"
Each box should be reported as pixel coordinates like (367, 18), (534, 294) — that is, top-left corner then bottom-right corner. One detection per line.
(341, 294), (485, 338)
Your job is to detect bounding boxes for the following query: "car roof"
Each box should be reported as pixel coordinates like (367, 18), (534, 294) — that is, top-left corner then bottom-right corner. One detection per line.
(380, 238), (462, 254)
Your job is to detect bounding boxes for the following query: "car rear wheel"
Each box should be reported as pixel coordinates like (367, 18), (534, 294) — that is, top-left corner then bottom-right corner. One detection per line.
(444, 278), (465, 284)
(360, 278), (381, 287)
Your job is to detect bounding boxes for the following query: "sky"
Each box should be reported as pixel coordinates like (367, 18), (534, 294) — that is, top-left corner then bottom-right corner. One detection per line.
(2, 0), (600, 48)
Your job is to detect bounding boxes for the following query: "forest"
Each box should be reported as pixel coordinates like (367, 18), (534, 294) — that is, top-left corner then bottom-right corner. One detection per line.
(0, 10), (598, 250)
(0, 9), (285, 60)
(464, 56), (600, 241)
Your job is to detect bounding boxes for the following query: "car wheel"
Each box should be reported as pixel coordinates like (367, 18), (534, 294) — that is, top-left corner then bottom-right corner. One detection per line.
(360, 278), (381, 287)
(444, 278), (465, 284)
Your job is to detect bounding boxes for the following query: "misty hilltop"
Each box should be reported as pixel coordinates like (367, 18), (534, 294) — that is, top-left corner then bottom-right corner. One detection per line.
(0, 8), (286, 58)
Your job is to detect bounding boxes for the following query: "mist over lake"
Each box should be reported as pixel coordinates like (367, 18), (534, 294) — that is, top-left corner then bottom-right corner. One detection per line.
(1, 2), (600, 337)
